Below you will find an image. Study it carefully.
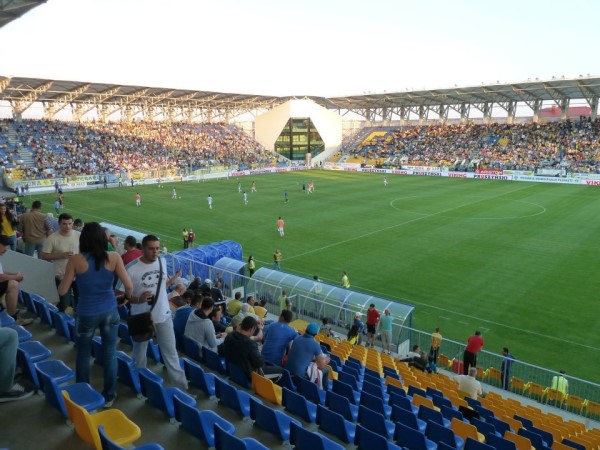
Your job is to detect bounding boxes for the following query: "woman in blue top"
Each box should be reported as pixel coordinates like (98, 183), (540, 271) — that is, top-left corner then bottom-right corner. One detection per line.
(59, 222), (133, 407)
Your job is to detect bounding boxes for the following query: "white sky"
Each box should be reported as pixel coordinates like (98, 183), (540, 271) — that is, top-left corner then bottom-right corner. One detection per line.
(1, 0), (599, 97)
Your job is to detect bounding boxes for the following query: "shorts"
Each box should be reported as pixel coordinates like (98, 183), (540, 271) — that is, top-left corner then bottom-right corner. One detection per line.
(367, 324), (377, 334)
(0, 280), (8, 297)
(381, 331), (392, 344)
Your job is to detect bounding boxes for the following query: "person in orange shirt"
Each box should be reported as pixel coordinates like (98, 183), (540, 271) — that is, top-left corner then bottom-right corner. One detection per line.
(135, 192), (141, 207)
(277, 217), (285, 237)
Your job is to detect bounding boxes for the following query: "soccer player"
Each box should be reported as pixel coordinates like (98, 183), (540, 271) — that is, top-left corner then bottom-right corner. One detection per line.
(384, 176), (388, 187)
(237, 180), (241, 193)
(207, 194), (213, 209)
(243, 191), (248, 205)
(172, 188), (177, 199)
(277, 217), (285, 237)
(341, 271), (350, 289)
(135, 192), (141, 207)
(251, 181), (257, 192)
(284, 191), (289, 203)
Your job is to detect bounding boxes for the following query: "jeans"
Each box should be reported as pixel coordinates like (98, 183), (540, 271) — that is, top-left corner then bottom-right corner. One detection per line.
(4, 235), (16, 252)
(24, 241), (44, 258)
(132, 316), (188, 390)
(0, 327), (18, 392)
(76, 309), (119, 402)
(55, 277), (80, 311)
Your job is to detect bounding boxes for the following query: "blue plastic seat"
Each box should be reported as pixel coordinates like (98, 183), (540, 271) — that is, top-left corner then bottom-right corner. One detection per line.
(441, 405), (467, 423)
(214, 422), (270, 450)
(332, 379), (360, 405)
(32, 296), (55, 327)
(362, 379), (389, 403)
(117, 322), (133, 347)
(389, 391), (418, 414)
(488, 416), (511, 436)
(329, 353), (343, 369)
(290, 421), (345, 450)
(363, 372), (383, 387)
(180, 357), (216, 397)
(426, 419), (464, 449)
(0, 310), (15, 326)
(360, 391), (391, 419)
(563, 439), (586, 450)
(464, 396), (481, 409)
(408, 385), (429, 399)
(387, 382), (408, 396)
(426, 386), (444, 398)
(228, 361), (251, 389)
(138, 368), (196, 419)
(472, 417), (501, 441)
(345, 358), (363, 373)
(384, 368), (401, 379)
(364, 367), (381, 380)
(182, 335), (203, 362)
(295, 374), (326, 405)
(432, 395), (454, 411)
(40, 371), (104, 419)
(19, 340), (51, 362)
(174, 396), (235, 447)
(326, 389), (358, 422)
(355, 423), (403, 450)
(338, 370), (362, 391)
(357, 404), (395, 439)
(341, 364), (361, 382)
(464, 437), (496, 450)
(99, 425), (164, 450)
(50, 309), (74, 342)
(283, 387), (317, 423)
(487, 435), (517, 450)
(18, 346), (72, 389)
(203, 346), (227, 374)
(316, 404), (356, 444)
(21, 291), (36, 315)
(529, 425), (553, 448)
(146, 339), (162, 364)
(6, 324), (32, 342)
(278, 368), (297, 392)
(116, 351), (141, 394)
(215, 376), (256, 419)
(249, 396), (302, 443)
(519, 428), (551, 450)
(394, 421), (437, 450)
(474, 405), (494, 421)
(391, 404), (427, 433)
(419, 405), (451, 428)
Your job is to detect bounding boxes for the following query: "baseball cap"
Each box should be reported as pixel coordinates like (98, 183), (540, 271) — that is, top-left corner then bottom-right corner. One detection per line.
(204, 278), (212, 284)
(0, 235), (12, 246)
(305, 322), (319, 336)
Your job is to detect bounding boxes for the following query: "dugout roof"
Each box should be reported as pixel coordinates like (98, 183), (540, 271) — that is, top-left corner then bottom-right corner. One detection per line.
(1, 75), (599, 120)
(0, 0), (46, 28)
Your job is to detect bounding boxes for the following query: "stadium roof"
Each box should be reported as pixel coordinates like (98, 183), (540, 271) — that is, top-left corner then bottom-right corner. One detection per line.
(0, 0), (46, 28)
(1, 75), (599, 121)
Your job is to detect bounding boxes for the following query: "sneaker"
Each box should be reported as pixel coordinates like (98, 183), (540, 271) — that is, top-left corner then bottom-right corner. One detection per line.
(16, 317), (34, 326)
(104, 394), (117, 408)
(0, 383), (35, 403)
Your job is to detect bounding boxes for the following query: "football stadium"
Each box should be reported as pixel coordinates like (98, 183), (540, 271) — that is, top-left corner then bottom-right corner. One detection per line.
(1, 1), (600, 449)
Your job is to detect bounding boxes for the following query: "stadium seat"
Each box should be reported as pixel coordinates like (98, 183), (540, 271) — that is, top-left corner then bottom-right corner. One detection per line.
(251, 371), (282, 405)
(214, 422), (270, 450)
(359, 391), (391, 419)
(5, 323), (32, 342)
(419, 405), (451, 428)
(316, 404), (356, 444)
(228, 361), (252, 389)
(338, 369), (362, 391)
(283, 387), (317, 423)
(62, 391), (141, 450)
(471, 417), (501, 440)
(116, 351), (142, 394)
(138, 368), (196, 420)
(180, 357), (216, 397)
(392, 404), (427, 433)
(326, 389), (358, 422)
(565, 395), (585, 414)
(519, 428), (551, 450)
(295, 373), (326, 405)
(510, 377), (527, 395)
(18, 340), (51, 362)
(487, 434), (517, 450)
(98, 426), (164, 450)
(390, 391), (419, 414)
(450, 417), (485, 443)
(394, 421), (437, 450)
(440, 405), (467, 423)
(249, 396), (301, 443)
(182, 335), (203, 362)
(362, 379), (389, 403)
(215, 377), (257, 419)
(289, 421), (345, 450)
(427, 419), (465, 449)
(50, 309), (74, 342)
(39, 371), (104, 419)
(356, 423), (403, 450)
(32, 296), (55, 327)
(117, 323), (133, 347)
(332, 379), (360, 405)
(203, 346), (227, 374)
(18, 348), (73, 390)
(504, 431), (534, 450)
(174, 396), (235, 447)
(526, 382), (545, 401)
(357, 404), (395, 439)
(278, 368), (297, 392)
(464, 437), (496, 450)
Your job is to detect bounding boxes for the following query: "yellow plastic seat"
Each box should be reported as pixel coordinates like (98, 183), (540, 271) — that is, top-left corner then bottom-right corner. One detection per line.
(253, 306), (268, 319)
(544, 388), (566, 407)
(526, 382), (545, 401)
(438, 354), (451, 369)
(385, 375), (405, 391)
(510, 377), (527, 395)
(504, 431), (534, 450)
(251, 371), (282, 405)
(584, 399), (600, 420)
(553, 441), (579, 450)
(484, 367), (503, 387)
(62, 391), (141, 450)
(412, 393), (437, 411)
(450, 417), (485, 443)
(501, 415), (523, 434)
(289, 320), (309, 333)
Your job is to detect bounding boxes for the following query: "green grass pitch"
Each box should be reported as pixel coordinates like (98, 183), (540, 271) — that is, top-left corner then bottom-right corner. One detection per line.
(35, 171), (600, 382)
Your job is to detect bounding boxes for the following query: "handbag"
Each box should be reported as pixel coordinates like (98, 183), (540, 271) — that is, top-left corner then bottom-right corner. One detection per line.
(127, 257), (163, 342)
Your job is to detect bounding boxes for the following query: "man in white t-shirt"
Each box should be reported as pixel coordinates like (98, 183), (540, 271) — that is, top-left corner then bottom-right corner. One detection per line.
(41, 213), (80, 312)
(455, 366), (484, 399)
(116, 235), (188, 390)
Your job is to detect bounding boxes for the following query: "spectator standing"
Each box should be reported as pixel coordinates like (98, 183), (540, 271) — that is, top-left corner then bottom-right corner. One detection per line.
(463, 330), (484, 375)
(121, 236), (142, 266)
(551, 370), (569, 398)
(273, 248), (282, 270)
(278, 290), (292, 313)
(58, 222), (133, 407)
(379, 309), (393, 354)
(365, 303), (381, 347)
(261, 310), (297, 365)
(19, 200), (48, 257)
(116, 235), (188, 390)
(0, 202), (18, 251)
(501, 347), (515, 390)
(0, 235), (31, 325)
(42, 213), (80, 312)
(430, 327), (443, 364)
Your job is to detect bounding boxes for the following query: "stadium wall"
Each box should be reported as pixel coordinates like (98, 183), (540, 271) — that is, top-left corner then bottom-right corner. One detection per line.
(254, 99), (342, 163)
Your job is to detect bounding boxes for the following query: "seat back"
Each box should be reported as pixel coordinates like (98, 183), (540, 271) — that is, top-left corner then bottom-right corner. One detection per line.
(338, 370), (359, 391)
(62, 390), (98, 447)
(16, 347), (40, 388)
(428, 419), (461, 448)
(519, 428), (546, 450)
(389, 391), (415, 412)
(356, 423), (400, 450)
(413, 393), (435, 409)
(488, 416), (511, 436)
(408, 385), (428, 398)
(505, 431), (533, 450)
(451, 417), (480, 441)
(250, 396), (298, 442)
(290, 421), (344, 450)
(253, 305), (268, 319)
(251, 371), (282, 405)
(465, 437), (496, 450)
(359, 391), (386, 417)
(296, 374), (325, 405)
(326, 390), (356, 422)
(116, 351), (141, 393)
(174, 396), (234, 447)
(418, 404), (445, 426)
(182, 335), (203, 362)
(316, 404), (356, 444)
(214, 422), (247, 450)
(394, 421), (429, 450)
(203, 346), (227, 373)
(228, 361), (251, 389)
(278, 368), (297, 392)
(283, 387), (317, 423)
(33, 296), (54, 326)
(472, 417), (498, 440)
(50, 309), (72, 341)
(362, 380), (385, 399)
(181, 357), (216, 396)
(487, 435), (518, 450)
(117, 323), (133, 347)
(441, 404), (464, 422)
(391, 404), (420, 429)
(357, 405), (392, 439)
(215, 377), (245, 416)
